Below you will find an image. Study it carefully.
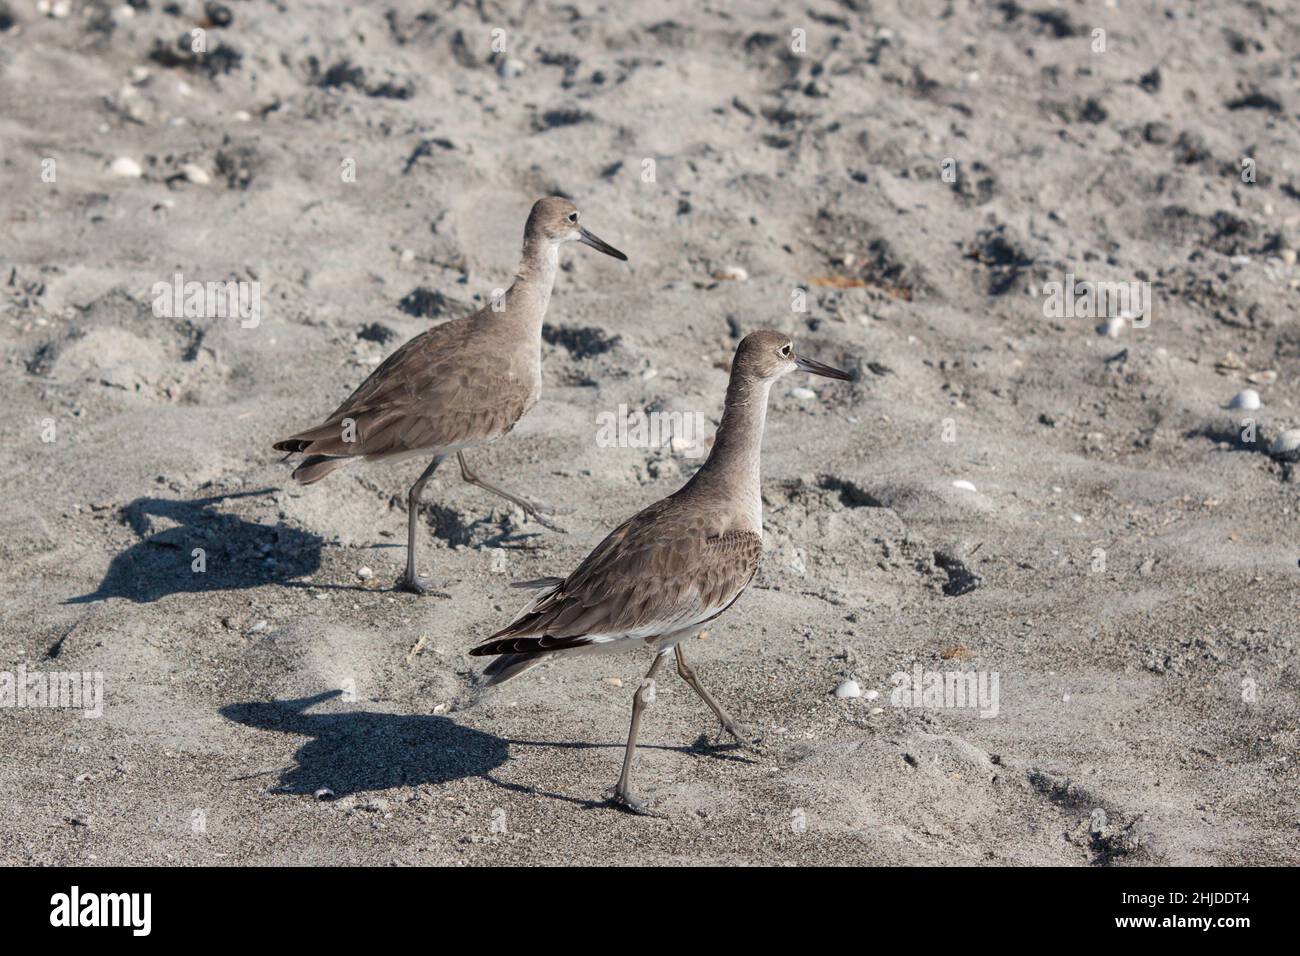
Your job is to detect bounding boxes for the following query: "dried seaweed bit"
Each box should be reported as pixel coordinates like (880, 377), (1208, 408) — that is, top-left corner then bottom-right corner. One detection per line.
(317, 59), (414, 99)
(27, 341), (59, 376)
(402, 137), (455, 174)
(934, 550), (981, 597)
(542, 324), (621, 359)
(965, 226), (1034, 296)
(319, 59), (367, 90)
(148, 35), (243, 77)
(398, 288), (451, 318)
(1031, 9), (1081, 38)
(1226, 91), (1282, 112)
(534, 108), (594, 131)
(357, 323), (396, 344)
(214, 144), (263, 190)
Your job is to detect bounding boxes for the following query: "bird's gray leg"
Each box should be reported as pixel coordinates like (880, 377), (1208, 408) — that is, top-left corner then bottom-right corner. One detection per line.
(456, 451), (565, 533)
(611, 654), (666, 814)
(675, 644), (755, 748)
(399, 454), (445, 594)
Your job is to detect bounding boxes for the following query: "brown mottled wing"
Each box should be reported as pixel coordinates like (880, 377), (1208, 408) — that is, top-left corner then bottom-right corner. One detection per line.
(471, 499), (762, 656)
(273, 315), (532, 458)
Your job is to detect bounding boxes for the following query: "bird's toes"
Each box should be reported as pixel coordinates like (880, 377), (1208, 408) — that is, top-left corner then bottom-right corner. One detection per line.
(396, 573), (435, 596)
(527, 509), (568, 534)
(607, 788), (664, 818)
(723, 722), (764, 753)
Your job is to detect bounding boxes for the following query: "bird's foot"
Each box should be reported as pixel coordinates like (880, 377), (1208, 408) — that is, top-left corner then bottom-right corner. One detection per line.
(396, 571), (437, 595)
(718, 720), (763, 753)
(606, 787), (664, 818)
(519, 502), (568, 534)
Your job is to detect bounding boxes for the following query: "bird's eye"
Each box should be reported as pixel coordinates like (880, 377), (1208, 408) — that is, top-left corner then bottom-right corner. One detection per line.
(780, 344), (792, 356)
(567, 212), (579, 223)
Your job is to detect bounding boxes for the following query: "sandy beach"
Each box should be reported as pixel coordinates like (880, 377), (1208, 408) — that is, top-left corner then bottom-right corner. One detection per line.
(1, 0), (1297, 865)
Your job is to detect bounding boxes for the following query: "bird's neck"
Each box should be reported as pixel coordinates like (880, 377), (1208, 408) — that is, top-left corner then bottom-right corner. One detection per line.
(504, 236), (559, 333)
(686, 372), (771, 532)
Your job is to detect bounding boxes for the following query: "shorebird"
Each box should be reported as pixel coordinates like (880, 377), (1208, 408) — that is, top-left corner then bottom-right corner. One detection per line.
(273, 197), (627, 593)
(470, 330), (852, 812)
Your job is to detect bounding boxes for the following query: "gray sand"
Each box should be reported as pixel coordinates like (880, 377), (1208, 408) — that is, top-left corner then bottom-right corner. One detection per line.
(1, 1), (1297, 865)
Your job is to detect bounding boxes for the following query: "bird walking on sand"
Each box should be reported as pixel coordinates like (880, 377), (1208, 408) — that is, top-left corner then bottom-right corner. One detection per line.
(470, 331), (852, 812)
(273, 198), (627, 594)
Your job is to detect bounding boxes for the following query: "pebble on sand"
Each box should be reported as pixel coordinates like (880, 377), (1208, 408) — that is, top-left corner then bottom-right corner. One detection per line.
(356, 566), (374, 580)
(313, 788), (336, 801)
(712, 266), (749, 281)
(952, 479), (977, 492)
(790, 386), (817, 400)
(109, 156), (143, 178)
(1229, 389), (1261, 411)
(834, 679), (862, 699)
(179, 163), (211, 185)
(1269, 429), (1300, 461)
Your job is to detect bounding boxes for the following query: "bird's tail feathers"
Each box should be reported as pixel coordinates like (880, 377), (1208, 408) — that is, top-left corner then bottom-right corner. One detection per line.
(480, 652), (550, 686)
(292, 455), (349, 484)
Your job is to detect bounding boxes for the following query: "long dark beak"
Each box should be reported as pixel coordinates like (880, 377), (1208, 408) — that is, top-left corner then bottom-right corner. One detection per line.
(794, 353), (852, 380)
(578, 227), (628, 261)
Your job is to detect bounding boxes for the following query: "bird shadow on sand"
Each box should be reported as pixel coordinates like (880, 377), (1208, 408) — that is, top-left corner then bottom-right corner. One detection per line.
(65, 488), (322, 604)
(220, 689), (757, 808)
(221, 690), (511, 796)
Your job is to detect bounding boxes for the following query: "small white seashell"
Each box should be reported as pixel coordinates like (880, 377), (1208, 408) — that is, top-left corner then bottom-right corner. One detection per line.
(356, 566), (373, 580)
(834, 679), (862, 699)
(869, 706), (884, 715)
(314, 788), (336, 801)
(109, 156), (143, 178)
(497, 58), (526, 78)
(1229, 389), (1261, 411)
(952, 480), (977, 492)
(1097, 316), (1125, 338)
(864, 689), (880, 701)
(713, 265), (748, 281)
(790, 387), (816, 400)
(248, 620), (267, 633)
(180, 163), (210, 185)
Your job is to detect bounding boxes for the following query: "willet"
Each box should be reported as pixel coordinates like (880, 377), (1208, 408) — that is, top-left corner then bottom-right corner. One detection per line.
(273, 197), (627, 593)
(470, 330), (852, 812)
